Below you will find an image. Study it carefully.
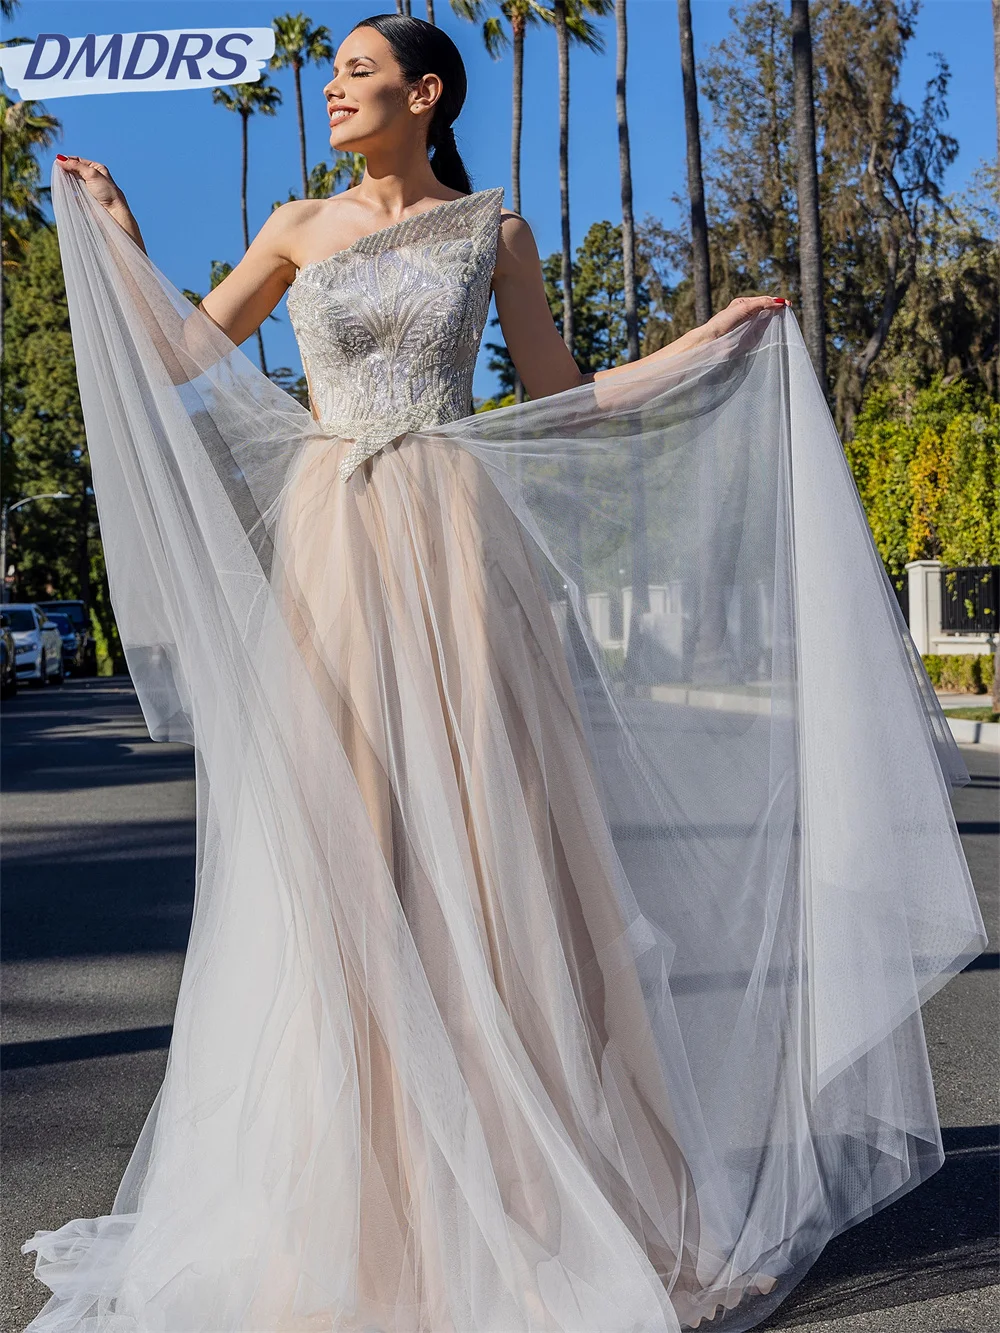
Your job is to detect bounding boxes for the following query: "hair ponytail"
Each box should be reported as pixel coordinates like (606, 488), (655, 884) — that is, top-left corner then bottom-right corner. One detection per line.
(352, 14), (474, 194)
(426, 121), (472, 195)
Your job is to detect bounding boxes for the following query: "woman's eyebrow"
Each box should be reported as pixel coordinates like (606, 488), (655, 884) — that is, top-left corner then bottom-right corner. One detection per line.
(331, 55), (377, 75)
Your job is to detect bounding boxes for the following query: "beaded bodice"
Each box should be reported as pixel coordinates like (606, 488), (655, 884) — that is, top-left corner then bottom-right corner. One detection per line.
(286, 186), (506, 482)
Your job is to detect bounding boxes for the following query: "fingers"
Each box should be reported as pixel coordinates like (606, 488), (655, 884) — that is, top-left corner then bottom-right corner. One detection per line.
(55, 154), (109, 178)
(729, 294), (791, 310)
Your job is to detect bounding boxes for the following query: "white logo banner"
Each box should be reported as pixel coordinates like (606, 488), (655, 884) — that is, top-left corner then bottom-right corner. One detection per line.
(0, 28), (276, 99)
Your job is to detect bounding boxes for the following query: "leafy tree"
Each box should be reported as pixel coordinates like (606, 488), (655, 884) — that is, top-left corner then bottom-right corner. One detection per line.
(877, 165), (999, 399)
(2, 224), (124, 669)
(1, 92), (59, 360)
(692, 0), (970, 436)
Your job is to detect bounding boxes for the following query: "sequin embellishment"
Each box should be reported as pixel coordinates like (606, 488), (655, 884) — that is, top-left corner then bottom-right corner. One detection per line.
(286, 188), (506, 483)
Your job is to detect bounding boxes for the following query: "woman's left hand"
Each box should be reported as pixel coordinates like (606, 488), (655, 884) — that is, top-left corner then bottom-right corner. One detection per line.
(704, 295), (789, 340)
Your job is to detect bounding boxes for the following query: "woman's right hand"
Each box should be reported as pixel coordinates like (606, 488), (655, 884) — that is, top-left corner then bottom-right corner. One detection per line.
(56, 154), (146, 253)
(55, 155), (125, 213)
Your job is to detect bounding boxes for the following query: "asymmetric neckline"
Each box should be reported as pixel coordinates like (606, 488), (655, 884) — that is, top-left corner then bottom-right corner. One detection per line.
(293, 186), (505, 284)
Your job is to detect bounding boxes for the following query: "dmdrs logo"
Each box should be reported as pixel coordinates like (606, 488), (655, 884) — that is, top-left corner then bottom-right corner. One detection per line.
(0, 29), (276, 99)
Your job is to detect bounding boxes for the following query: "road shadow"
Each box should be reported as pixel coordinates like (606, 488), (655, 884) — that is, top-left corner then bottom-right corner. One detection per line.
(759, 1124), (1000, 1327)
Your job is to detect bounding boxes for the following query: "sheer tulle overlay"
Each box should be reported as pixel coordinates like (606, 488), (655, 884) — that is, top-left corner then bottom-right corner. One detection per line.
(20, 166), (985, 1333)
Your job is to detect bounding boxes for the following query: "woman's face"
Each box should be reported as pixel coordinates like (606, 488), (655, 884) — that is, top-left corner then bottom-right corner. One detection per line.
(323, 29), (442, 156)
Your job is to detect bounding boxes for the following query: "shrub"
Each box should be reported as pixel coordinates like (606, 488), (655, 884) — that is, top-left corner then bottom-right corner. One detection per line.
(847, 378), (999, 580)
(922, 652), (995, 694)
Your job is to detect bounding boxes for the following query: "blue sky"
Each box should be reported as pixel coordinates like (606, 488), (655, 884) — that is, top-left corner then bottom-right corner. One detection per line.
(4, 1), (997, 397)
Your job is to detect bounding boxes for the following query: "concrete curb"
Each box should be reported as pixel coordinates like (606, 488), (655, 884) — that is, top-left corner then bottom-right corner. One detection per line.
(946, 716), (1000, 749)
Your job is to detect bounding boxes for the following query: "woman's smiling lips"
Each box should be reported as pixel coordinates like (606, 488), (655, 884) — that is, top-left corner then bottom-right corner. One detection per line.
(329, 107), (358, 125)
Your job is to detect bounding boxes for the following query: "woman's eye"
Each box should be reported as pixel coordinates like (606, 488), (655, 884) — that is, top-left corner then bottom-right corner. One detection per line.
(352, 70), (371, 77)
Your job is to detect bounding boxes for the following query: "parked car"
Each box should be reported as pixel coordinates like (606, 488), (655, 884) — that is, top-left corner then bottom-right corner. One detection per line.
(4, 603), (64, 686)
(46, 611), (85, 675)
(36, 600), (97, 675)
(0, 612), (18, 698)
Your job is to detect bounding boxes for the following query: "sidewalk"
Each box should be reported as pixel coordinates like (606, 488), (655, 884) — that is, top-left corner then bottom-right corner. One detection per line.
(935, 691), (1000, 750)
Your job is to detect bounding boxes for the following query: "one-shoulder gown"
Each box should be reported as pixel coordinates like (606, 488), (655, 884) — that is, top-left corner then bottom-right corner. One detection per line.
(20, 167), (986, 1333)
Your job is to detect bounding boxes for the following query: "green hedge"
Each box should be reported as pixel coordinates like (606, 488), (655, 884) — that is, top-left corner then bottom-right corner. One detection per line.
(922, 653), (996, 694)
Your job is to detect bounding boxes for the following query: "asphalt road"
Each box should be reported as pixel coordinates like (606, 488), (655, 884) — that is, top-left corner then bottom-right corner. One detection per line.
(2, 677), (997, 1333)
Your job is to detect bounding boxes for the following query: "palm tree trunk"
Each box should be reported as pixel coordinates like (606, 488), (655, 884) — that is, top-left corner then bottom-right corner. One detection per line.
(241, 111), (268, 375)
(791, 0), (827, 387)
(993, 0), (1000, 421)
(553, 0), (574, 355)
(616, 2), (639, 366)
(426, 0), (436, 23)
(616, 0), (649, 676)
(0, 113), (5, 370)
(677, 0), (711, 326)
(294, 59), (308, 199)
(240, 111), (250, 251)
(511, 15), (525, 405)
(997, 0), (1000, 719)
(552, 1), (591, 645)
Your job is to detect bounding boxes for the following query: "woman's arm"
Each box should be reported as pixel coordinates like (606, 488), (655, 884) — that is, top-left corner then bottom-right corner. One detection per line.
(492, 211), (787, 398)
(55, 156), (301, 385)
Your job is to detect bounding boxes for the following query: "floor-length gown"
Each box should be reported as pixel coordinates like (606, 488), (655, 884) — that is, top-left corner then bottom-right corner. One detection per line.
(20, 169), (986, 1333)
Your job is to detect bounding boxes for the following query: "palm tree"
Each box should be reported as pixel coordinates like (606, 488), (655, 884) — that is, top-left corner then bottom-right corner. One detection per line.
(426, 1), (437, 22)
(270, 14), (334, 201)
(480, 1), (547, 404)
(992, 1), (999, 170)
(791, 0), (826, 387)
(676, 0), (711, 325)
(0, 94), (59, 365)
(551, 0), (611, 360)
(211, 74), (282, 374)
(613, 0), (650, 675)
(614, 0), (638, 366)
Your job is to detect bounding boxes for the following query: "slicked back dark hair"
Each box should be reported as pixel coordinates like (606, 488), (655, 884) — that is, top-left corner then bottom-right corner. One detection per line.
(351, 13), (473, 194)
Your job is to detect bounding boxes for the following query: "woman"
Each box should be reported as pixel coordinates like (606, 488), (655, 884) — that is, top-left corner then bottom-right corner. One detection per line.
(23, 13), (984, 1333)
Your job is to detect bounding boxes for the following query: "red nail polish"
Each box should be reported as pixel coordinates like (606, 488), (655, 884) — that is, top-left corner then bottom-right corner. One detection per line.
(56, 154), (68, 161)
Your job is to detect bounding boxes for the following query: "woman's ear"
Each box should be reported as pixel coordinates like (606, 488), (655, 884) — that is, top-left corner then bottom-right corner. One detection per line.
(409, 71), (444, 116)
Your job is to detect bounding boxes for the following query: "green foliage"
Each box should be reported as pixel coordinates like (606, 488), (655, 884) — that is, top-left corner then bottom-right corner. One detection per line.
(922, 653), (995, 695)
(486, 218), (654, 390)
(2, 222), (126, 671)
(846, 377), (999, 579)
(680, 0), (993, 434)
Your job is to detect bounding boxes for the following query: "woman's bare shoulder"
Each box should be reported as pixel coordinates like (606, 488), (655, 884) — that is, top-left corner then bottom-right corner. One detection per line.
(272, 194), (363, 270)
(494, 209), (538, 280)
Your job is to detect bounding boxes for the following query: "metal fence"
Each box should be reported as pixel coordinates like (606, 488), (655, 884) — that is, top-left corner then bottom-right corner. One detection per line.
(940, 565), (1000, 636)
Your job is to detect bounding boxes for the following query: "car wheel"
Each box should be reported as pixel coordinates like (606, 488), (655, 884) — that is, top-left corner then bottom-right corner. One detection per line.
(52, 658), (65, 686)
(32, 652), (47, 687)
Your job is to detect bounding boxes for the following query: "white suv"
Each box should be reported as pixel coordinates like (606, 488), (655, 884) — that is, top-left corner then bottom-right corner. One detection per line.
(4, 603), (64, 686)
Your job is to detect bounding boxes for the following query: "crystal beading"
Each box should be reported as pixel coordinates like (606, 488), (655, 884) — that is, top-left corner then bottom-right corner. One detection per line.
(286, 187), (506, 484)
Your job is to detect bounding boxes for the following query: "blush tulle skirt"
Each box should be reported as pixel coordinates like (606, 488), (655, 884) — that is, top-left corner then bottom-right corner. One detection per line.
(18, 163), (985, 1333)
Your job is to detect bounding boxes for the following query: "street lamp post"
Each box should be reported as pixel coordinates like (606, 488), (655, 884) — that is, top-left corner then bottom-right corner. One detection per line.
(0, 491), (73, 603)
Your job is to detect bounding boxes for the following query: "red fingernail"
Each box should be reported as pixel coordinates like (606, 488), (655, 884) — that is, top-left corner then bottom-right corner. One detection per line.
(56, 154), (68, 161)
